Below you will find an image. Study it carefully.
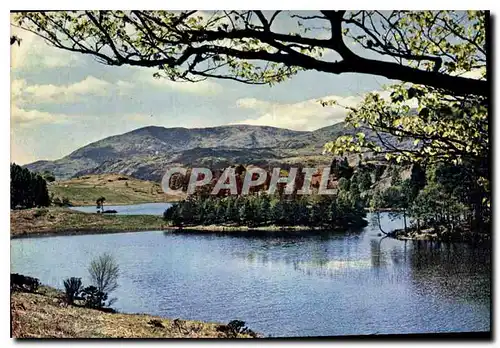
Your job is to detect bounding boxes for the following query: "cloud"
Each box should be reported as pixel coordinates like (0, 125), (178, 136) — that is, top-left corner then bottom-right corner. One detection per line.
(10, 25), (81, 70)
(233, 95), (364, 131)
(11, 105), (69, 127)
(14, 76), (112, 104)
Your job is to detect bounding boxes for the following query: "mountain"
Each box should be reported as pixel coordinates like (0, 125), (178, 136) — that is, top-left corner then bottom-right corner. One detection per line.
(24, 123), (409, 182)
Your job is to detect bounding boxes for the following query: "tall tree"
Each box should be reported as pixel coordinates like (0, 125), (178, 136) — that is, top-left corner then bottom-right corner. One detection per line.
(10, 163), (50, 209)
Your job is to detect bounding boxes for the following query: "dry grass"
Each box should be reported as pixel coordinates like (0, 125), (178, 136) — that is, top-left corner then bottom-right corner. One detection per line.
(11, 207), (166, 238)
(49, 174), (185, 206)
(11, 288), (255, 338)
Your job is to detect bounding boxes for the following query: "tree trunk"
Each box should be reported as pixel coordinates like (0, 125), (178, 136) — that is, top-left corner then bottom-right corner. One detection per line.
(377, 211), (387, 235)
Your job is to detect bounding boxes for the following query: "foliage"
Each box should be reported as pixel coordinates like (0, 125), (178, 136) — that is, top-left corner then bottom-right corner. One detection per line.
(330, 157), (354, 180)
(324, 86), (488, 175)
(96, 196), (106, 213)
(88, 253), (119, 295)
(81, 285), (108, 309)
(11, 163), (50, 209)
(13, 11), (487, 96)
(11, 273), (40, 293)
(63, 277), (82, 305)
(371, 162), (488, 234)
(216, 320), (257, 338)
(163, 192), (366, 229)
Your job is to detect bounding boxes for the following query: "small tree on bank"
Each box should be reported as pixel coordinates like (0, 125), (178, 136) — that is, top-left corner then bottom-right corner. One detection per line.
(88, 253), (119, 306)
(96, 196), (106, 213)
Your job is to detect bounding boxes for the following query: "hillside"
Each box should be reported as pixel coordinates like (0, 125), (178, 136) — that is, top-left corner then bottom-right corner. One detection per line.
(48, 174), (184, 206)
(11, 287), (256, 338)
(25, 122), (411, 182)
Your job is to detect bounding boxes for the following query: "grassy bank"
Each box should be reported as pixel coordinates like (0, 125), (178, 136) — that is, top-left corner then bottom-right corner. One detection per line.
(11, 207), (368, 238)
(10, 207), (166, 238)
(389, 226), (491, 243)
(49, 174), (184, 206)
(11, 286), (256, 338)
(167, 222), (367, 233)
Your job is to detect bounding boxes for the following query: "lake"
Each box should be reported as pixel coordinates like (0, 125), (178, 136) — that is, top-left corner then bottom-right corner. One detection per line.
(70, 202), (172, 215)
(10, 209), (490, 337)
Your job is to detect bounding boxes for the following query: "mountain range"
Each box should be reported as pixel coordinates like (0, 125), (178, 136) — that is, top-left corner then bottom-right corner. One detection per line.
(25, 122), (403, 182)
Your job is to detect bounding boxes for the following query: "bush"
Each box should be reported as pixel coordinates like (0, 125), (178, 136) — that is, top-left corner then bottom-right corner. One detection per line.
(216, 320), (257, 338)
(63, 277), (82, 305)
(81, 286), (108, 309)
(11, 273), (40, 293)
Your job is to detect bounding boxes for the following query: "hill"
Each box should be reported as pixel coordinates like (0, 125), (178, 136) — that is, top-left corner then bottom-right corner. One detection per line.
(25, 122), (410, 182)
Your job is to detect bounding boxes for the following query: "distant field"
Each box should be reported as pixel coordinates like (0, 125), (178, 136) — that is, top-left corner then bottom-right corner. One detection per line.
(49, 174), (183, 206)
(10, 207), (166, 237)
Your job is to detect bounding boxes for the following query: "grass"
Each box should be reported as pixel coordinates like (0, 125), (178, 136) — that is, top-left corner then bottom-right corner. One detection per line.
(49, 174), (184, 206)
(11, 287), (256, 338)
(10, 207), (166, 238)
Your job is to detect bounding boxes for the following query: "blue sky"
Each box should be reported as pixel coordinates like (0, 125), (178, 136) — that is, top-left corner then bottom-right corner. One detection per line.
(10, 11), (392, 165)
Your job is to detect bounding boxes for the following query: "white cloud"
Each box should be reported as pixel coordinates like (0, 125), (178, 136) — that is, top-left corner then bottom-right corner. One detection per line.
(11, 25), (81, 70)
(11, 105), (69, 127)
(15, 76), (112, 104)
(234, 95), (364, 131)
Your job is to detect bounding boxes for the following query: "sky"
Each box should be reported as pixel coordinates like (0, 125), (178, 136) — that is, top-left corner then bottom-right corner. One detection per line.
(10, 11), (393, 165)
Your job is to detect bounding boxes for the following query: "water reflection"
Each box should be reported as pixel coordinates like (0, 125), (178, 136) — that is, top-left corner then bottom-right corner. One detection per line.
(225, 229), (490, 307)
(12, 212), (490, 337)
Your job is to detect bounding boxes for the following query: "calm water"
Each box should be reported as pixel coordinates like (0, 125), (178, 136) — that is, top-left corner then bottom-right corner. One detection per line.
(70, 202), (172, 215)
(11, 211), (490, 337)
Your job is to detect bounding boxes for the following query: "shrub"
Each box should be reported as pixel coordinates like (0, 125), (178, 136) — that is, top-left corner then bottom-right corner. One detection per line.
(63, 277), (82, 305)
(11, 273), (40, 293)
(216, 320), (257, 338)
(81, 286), (108, 309)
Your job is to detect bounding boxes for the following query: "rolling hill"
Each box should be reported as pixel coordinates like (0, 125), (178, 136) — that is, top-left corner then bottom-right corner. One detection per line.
(24, 122), (408, 182)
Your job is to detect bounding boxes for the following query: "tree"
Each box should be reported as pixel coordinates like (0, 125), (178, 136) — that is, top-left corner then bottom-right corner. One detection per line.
(390, 166), (403, 186)
(12, 11), (487, 96)
(63, 277), (82, 305)
(369, 189), (387, 234)
(358, 171), (372, 192)
(408, 163), (426, 201)
(96, 196), (106, 213)
(10, 163), (50, 209)
(88, 253), (119, 296)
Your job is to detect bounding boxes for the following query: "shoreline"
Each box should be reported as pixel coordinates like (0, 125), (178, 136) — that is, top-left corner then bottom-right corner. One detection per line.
(10, 227), (168, 239)
(11, 285), (259, 338)
(11, 223), (366, 239)
(388, 227), (491, 244)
